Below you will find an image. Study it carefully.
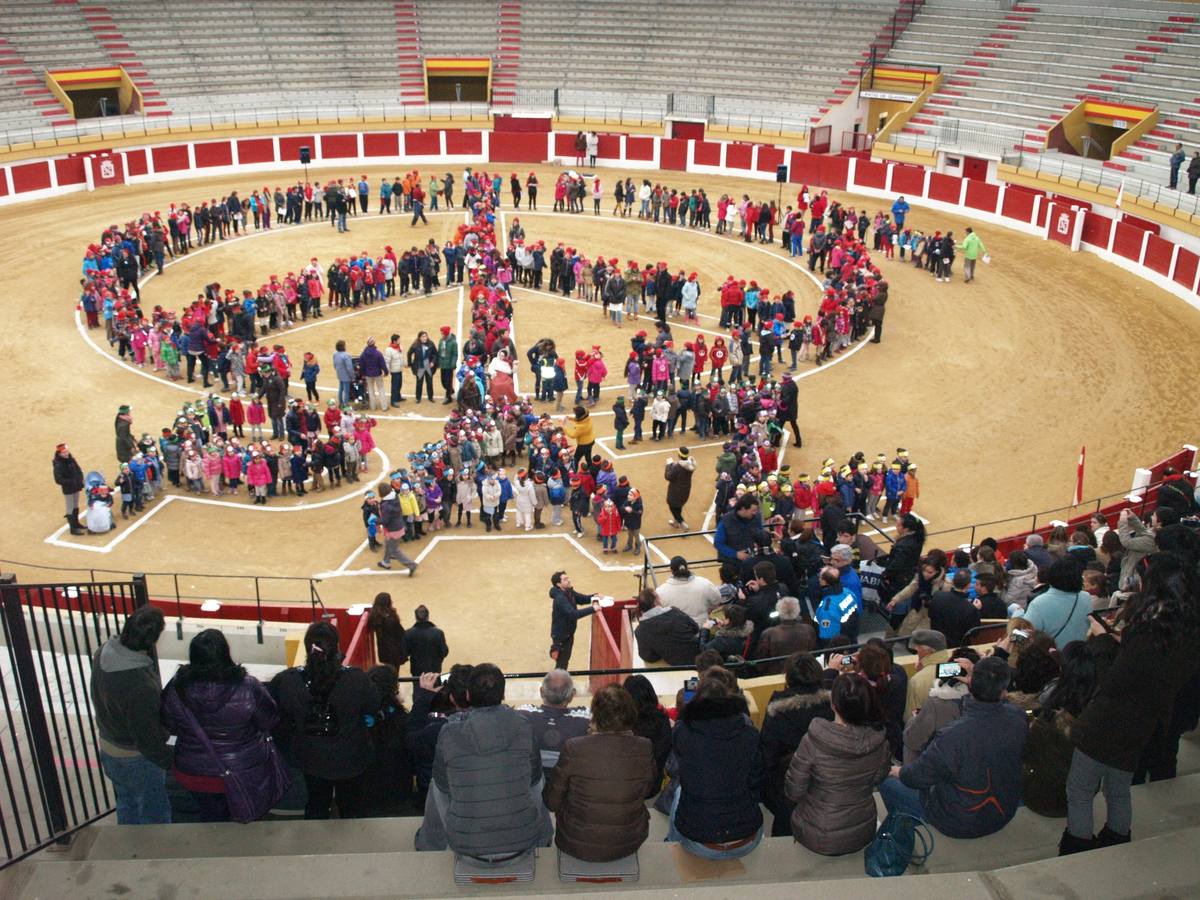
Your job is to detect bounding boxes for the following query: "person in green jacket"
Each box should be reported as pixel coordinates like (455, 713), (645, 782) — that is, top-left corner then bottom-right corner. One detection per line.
(958, 228), (987, 284)
(436, 326), (458, 404)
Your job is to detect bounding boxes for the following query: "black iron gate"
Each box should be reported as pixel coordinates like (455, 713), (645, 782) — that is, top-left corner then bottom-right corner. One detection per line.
(0, 573), (148, 868)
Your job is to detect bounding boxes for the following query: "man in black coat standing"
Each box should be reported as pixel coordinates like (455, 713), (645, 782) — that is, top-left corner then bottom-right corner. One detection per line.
(549, 571), (599, 670)
(778, 371), (801, 446)
(406, 605), (449, 677)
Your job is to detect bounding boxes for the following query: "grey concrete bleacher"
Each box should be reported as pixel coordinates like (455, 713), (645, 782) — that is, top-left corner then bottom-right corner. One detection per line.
(104, 0), (401, 104)
(884, 0), (1200, 190)
(3, 747), (1194, 898)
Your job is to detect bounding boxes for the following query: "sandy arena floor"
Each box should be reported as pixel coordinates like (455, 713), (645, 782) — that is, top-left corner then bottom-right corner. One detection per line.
(2, 163), (1197, 672)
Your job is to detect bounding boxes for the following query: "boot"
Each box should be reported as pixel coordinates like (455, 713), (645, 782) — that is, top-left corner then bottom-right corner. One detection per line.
(65, 513), (86, 536)
(1058, 829), (1096, 856)
(1095, 825), (1131, 848)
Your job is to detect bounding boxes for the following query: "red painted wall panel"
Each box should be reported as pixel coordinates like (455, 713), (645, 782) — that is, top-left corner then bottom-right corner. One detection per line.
(0, 169), (7, 196)
(1001, 188), (1035, 223)
(494, 115), (550, 133)
(693, 140), (721, 167)
(595, 133), (621, 159)
(853, 159), (887, 190)
(1033, 199), (1049, 229)
(54, 156), (86, 186)
(1173, 248), (1198, 292)
(964, 179), (1000, 213)
(150, 144), (189, 173)
(320, 134), (358, 159)
(236, 138), (274, 164)
(363, 132), (399, 157)
(725, 143), (752, 170)
(890, 165), (924, 197)
(817, 156), (849, 191)
(1143, 234), (1173, 277)
(443, 130), (481, 155)
(1081, 211), (1112, 248)
(660, 138), (687, 171)
(1112, 221), (1144, 262)
(404, 130), (440, 156)
(625, 135), (654, 161)
(788, 151), (819, 185)
(11, 160), (50, 192)
(277, 136), (314, 164)
(553, 132), (575, 156)
(1118, 213), (1160, 235)
(755, 144), (784, 174)
(488, 131), (547, 163)
(927, 172), (961, 204)
(193, 140), (232, 168)
(124, 148), (147, 177)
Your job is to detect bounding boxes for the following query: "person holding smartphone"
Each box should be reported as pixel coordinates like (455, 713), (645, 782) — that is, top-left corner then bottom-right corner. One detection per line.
(902, 649), (980, 765)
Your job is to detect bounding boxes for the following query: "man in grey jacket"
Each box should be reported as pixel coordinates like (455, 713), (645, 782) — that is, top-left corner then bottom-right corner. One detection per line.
(89, 605), (174, 824)
(415, 664), (553, 857)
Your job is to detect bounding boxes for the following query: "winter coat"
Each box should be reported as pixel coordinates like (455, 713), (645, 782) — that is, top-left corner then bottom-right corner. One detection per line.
(673, 693), (764, 844)
(115, 415), (137, 463)
(431, 704), (545, 858)
(654, 574), (722, 626)
(700, 621), (753, 660)
(161, 676), (279, 784)
(1021, 708), (1076, 817)
(550, 586), (595, 642)
(754, 621), (817, 674)
(543, 732), (658, 862)
(513, 479), (537, 513)
(883, 532), (923, 593)
(1023, 586), (1091, 649)
(90, 637), (174, 769)
(898, 697), (1028, 838)
(634, 606), (700, 666)
(370, 614), (408, 669)
(1072, 628), (1200, 771)
(929, 589), (981, 648)
(246, 459), (271, 487)
(664, 457), (695, 507)
(1002, 561), (1038, 610)
(786, 718), (891, 855)
(405, 620), (449, 676)
(270, 666), (380, 781)
(902, 679), (968, 765)
(760, 688), (833, 809)
(53, 453), (85, 495)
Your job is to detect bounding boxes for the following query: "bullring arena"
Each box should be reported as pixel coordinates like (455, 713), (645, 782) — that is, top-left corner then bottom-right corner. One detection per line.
(0, 0), (1199, 896)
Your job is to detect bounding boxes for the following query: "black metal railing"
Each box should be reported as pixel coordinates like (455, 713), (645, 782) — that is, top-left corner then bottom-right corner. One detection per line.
(0, 561), (325, 644)
(0, 574), (148, 869)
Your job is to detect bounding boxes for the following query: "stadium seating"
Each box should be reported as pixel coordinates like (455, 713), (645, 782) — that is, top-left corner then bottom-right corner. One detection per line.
(6, 752), (1198, 896)
(884, 0), (1200, 188)
(81, 1), (402, 111)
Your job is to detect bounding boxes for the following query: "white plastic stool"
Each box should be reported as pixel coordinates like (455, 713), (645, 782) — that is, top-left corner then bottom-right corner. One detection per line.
(557, 849), (640, 883)
(453, 848), (536, 884)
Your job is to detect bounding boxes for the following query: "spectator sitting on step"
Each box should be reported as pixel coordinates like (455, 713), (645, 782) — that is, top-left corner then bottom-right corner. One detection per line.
(753, 596), (816, 675)
(415, 663), (553, 857)
(902, 647), (979, 765)
(516, 669), (591, 781)
(759, 652), (834, 837)
(623, 674), (672, 794)
(786, 672), (892, 856)
(544, 684), (659, 863)
(654, 556), (723, 626)
(880, 656), (1028, 839)
(929, 570), (981, 648)
(634, 587), (701, 666)
(406, 664), (472, 808)
(667, 669), (765, 860)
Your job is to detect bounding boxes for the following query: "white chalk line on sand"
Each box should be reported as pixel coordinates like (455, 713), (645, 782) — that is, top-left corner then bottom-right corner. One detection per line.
(43, 447), (392, 555)
(314, 530), (643, 580)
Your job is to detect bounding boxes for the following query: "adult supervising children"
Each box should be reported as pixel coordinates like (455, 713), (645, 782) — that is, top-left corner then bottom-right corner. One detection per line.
(958, 228), (988, 284)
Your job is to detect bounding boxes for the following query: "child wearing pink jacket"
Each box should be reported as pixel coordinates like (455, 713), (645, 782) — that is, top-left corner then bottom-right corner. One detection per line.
(246, 453), (271, 504)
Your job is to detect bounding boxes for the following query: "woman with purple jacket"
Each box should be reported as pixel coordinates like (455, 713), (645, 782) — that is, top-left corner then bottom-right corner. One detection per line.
(161, 629), (282, 822)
